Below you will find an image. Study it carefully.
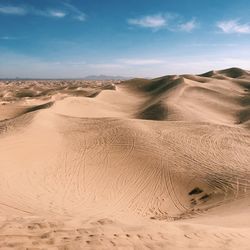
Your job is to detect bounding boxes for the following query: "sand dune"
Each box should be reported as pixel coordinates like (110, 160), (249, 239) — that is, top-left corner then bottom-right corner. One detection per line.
(0, 68), (250, 249)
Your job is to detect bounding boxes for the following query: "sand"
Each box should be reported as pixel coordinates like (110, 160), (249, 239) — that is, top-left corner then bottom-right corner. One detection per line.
(0, 67), (250, 249)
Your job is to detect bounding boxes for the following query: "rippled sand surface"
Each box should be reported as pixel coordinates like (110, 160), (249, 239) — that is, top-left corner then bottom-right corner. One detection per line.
(0, 68), (250, 249)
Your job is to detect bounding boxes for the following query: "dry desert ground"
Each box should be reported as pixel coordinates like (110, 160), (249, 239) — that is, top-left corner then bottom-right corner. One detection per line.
(0, 67), (250, 249)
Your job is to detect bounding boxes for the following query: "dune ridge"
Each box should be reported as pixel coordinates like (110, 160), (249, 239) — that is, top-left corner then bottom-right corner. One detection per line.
(0, 68), (250, 249)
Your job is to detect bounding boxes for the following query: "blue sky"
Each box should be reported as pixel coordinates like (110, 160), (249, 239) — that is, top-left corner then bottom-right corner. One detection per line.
(0, 0), (250, 78)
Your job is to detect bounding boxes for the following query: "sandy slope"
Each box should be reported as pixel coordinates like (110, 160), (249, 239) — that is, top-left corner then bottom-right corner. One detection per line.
(0, 67), (250, 249)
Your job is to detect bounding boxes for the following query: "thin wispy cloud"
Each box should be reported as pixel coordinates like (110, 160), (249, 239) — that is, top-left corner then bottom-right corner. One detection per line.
(32, 8), (67, 18)
(89, 63), (124, 69)
(186, 43), (237, 47)
(87, 59), (166, 71)
(54, 60), (86, 66)
(179, 19), (197, 32)
(0, 3), (85, 21)
(0, 36), (19, 40)
(128, 14), (167, 29)
(217, 19), (250, 34)
(118, 59), (165, 65)
(128, 13), (198, 32)
(47, 10), (67, 18)
(0, 5), (26, 15)
(63, 3), (86, 22)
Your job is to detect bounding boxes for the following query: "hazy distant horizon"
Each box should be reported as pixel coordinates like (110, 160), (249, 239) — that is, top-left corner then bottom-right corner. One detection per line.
(0, 75), (132, 80)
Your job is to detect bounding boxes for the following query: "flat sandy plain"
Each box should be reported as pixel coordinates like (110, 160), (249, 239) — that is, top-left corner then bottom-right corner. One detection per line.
(0, 67), (250, 249)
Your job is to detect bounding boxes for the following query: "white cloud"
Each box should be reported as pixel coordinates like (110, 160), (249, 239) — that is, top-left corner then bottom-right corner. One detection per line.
(217, 19), (250, 34)
(75, 14), (85, 21)
(63, 3), (86, 22)
(0, 4), (85, 21)
(179, 19), (197, 32)
(128, 14), (166, 29)
(47, 10), (67, 18)
(33, 8), (67, 18)
(128, 13), (198, 32)
(0, 5), (26, 15)
(118, 58), (165, 65)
